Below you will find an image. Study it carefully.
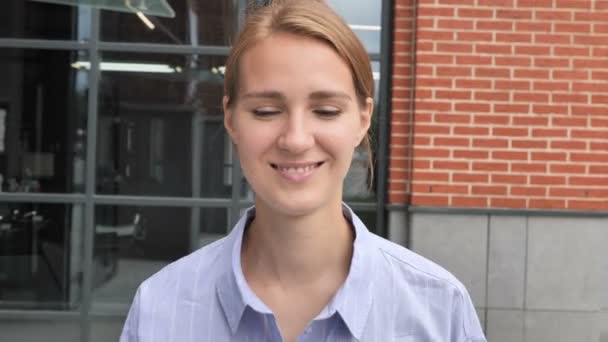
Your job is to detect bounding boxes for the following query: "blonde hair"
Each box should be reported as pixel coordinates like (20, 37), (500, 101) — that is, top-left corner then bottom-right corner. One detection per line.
(224, 0), (375, 185)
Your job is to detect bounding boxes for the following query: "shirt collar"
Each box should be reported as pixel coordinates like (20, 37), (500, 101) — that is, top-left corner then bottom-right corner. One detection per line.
(216, 204), (376, 339)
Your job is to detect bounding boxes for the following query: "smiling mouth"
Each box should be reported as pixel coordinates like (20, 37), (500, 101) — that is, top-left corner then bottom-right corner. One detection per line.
(270, 161), (324, 174)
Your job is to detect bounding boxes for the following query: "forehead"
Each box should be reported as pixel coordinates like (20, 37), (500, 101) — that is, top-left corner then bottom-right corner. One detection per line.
(236, 33), (356, 97)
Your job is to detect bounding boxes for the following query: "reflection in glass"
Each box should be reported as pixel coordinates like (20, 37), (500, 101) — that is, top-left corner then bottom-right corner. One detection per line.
(0, 49), (89, 194)
(96, 52), (231, 198)
(92, 206), (228, 310)
(0, 319), (80, 342)
(327, 0), (381, 54)
(101, 0), (238, 46)
(0, 203), (83, 310)
(0, 1), (90, 40)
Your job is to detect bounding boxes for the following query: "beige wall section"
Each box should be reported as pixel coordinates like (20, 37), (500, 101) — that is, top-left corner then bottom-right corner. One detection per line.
(402, 211), (608, 342)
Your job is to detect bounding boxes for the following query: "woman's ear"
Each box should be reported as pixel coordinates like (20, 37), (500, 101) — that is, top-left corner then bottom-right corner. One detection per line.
(223, 96), (238, 145)
(357, 97), (374, 146)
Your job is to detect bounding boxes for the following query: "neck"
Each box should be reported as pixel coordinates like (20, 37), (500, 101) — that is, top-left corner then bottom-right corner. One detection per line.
(241, 200), (354, 288)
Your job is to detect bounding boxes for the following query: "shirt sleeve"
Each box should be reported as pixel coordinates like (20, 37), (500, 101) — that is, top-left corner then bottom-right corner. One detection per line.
(120, 286), (142, 342)
(453, 287), (487, 342)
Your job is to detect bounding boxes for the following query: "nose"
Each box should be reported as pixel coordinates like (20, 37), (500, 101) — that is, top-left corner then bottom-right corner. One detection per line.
(277, 111), (315, 154)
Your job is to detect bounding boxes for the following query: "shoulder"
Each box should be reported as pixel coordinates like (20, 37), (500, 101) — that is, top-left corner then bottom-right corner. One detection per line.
(366, 234), (485, 341)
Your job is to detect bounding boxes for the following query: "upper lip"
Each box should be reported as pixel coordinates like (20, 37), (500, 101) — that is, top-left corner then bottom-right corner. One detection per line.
(270, 161), (324, 168)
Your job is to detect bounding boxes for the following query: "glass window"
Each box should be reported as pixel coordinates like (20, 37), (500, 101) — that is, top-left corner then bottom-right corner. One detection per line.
(100, 0), (238, 46)
(327, 0), (382, 55)
(0, 49), (89, 194)
(0, 1), (90, 41)
(0, 318), (80, 341)
(95, 52), (230, 198)
(92, 205), (228, 311)
(0, 202), (84, 310)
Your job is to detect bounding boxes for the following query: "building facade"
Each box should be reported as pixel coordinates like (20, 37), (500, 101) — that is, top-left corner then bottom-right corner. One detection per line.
(0, 0), (606, 341)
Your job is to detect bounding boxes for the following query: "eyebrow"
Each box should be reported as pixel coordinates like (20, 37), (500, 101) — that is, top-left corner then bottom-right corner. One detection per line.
(241, 90), (352, 101)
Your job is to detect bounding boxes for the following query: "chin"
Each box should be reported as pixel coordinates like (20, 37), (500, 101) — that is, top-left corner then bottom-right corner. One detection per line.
(258, 191), (336, 218)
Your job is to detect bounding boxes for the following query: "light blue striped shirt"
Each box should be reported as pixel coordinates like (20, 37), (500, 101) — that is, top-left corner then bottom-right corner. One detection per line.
(120, 205), (486, 342)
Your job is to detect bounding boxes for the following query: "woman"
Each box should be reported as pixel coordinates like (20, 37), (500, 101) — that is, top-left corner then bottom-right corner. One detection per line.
(120, 1), (486, 341)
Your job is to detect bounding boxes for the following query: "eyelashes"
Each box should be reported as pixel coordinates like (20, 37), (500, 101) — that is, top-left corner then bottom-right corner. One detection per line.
(251, 108), (342, 118)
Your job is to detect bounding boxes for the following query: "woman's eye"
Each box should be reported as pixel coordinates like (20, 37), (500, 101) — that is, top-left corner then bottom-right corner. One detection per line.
(252, 109), (281, 117)
(314, 108), (341, 117)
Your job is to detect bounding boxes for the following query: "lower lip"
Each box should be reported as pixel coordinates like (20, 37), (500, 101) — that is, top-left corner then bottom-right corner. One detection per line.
(274, 164), (322, 183)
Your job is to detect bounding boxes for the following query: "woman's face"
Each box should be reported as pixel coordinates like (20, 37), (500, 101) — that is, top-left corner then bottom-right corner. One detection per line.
(224, 32), (372, 217)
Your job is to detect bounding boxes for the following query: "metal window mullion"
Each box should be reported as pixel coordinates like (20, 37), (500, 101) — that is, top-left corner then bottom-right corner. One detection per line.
(0, 193), (86, 203)
(375, 0), (395, 238)
(79, 8), (100, 342)
(0, 38), (89, 50)
(97, 42), (229, 55)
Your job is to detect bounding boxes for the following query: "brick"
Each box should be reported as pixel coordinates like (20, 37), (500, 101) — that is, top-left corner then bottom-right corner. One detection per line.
(474, 115), (510, 125)
(413, 171), (450, 182)
(556, 0), (591, 9)
(458, 8), (494, 18)
(529, 199), (566, 209)
(550, 140), (587, 150)
(515, 46), (551, 56)
(512, 116), (549, 126)
(491, 198), (527, 208)
(476, 68), (511, 78)
(568, 201), (607, 211)
(457, 55), (493, 65)
(413, 148), (451, 158)
(492, 174), (528, 184)
(573, 82), (608, 92)
(511, 140), (548, 149)
(417, 54), (454, 64)
(428, 185), (469, 194)
(452, 197), (488, 207)
(416, 101), (452, 112)
(454, 126), (490, 135)
(435, 91), (472, 100)
(571, 129), (608, 139)
(552, 117), (588, 127)
(493, 150), (529, 160)
(417, 30), (454, 41)
(571, 153), (608, 163)
(494, 104), (530, 113)
(434, 113), (471, 124)
(590, 141), (608, 149)
(456, 79), (493, 89)
(511, 163), (547, 172)
(570, 176), (608, 186)
(438, 20), (475, 30)
(417, 7), (455, 17)
(549, 188), (591, 197)
(533, 81), (569, 91)
(389, 193), (408, 204)
(552, 93), (589, 103)
(553, 70), (589, 80)
(531, 152), (567, 161)
(534, 58), (570, 68)
(514, 69), (550, 79)
(532, 128), (568, 137)
(453, 173), (489, 183)
(517, 0), (553, 7)
(535, 34), (570, 44)
(455, 103), (491, 112)
(413, 159), (431, 169)
(550, 164), (586, 174)
(530, 175), (566, 185)
(417, 78), (453, 88)
(437, 43), (474, 54)
(555, 23), (591, 34)
(513, 92), (549, 102)
(476, 21), (513, 31)
(495, 56), (532, 67)
(532, 105), (568, 115)
(574, 35), (607, 46)
(511, 186), (546, 196)
(475, 91), (511, 101)
(535, 10), (571, 21)
(476, 44), (512, 54)
(457, 32), (493, 42)
(517, 22), (552, 33)
(591, 118), (608, 127)
(573, 59), (608, 69)
(472, 185), (508, 195)
(473, 162), (509, 172)
(493, 127), (529, 136)
(495, 80), (531, 90)
(416, 125), (451, 134)
(496, 33), (533, 43)
(478, 0), (514, 6)
(434, 137), (469, 147)
(433, 160), (470, 170)
(474, 138), (509, 148)
(590, 165), (608, 174)
(454, 150), (489, 159)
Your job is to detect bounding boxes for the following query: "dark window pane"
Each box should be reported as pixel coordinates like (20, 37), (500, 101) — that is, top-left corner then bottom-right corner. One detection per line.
(101, 0), (238, 46)
(0, 202), (83, 310)
(92, 205), (228, 310)
(0, 49), (88, 194)
(0, 319), (80, 342)
(352, 209), (377, 235)
(0, 1), (89, 40)
(96, 52), (229, 198)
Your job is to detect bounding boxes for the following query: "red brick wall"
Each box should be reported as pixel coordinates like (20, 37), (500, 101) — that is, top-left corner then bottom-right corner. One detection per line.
(389, 0), (608, 210)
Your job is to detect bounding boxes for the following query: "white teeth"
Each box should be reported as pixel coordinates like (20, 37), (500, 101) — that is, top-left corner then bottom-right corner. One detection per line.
(278, 164), (317, 173)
